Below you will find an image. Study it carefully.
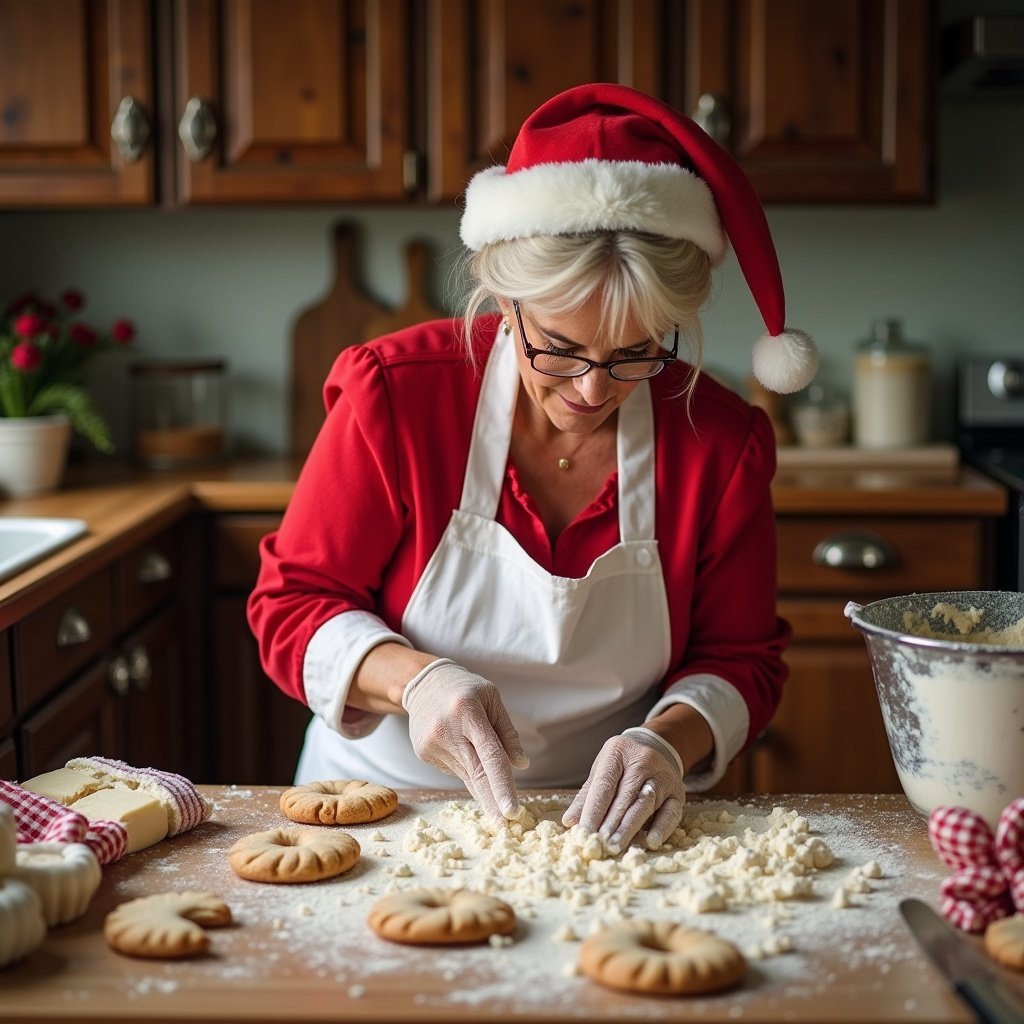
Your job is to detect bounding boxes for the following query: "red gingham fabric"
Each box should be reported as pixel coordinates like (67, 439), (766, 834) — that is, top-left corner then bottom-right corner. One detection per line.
(929, 798), (1024, 932)
(67, 757), (209, 836)
(0, 780), (128, 865)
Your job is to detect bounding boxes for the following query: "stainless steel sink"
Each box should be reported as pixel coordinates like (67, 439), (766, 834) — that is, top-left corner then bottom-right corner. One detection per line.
(0, 517), (88, 583)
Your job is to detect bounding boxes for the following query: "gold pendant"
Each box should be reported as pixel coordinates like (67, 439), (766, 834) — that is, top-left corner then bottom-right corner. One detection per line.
(558, 458), (570, 471)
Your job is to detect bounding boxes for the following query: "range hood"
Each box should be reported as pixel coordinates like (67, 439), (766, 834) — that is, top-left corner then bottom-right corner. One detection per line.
(941, 16), (1024, 97)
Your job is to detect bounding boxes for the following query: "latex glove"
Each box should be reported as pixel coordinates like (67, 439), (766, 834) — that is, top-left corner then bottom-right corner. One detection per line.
(562, 727), (685, 853)
(402, 659), (529, 821)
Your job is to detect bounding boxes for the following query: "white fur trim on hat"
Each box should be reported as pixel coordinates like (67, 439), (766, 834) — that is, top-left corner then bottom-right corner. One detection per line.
(751, 329), (819, 394)
(460, 160), (727, 262)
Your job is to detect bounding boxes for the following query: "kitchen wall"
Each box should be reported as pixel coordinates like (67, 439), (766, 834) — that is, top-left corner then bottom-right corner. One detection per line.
(1, 60), (1022, 457)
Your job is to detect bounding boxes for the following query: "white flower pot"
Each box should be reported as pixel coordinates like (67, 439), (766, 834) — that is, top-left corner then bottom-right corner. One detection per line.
(0, 415), (73, 497)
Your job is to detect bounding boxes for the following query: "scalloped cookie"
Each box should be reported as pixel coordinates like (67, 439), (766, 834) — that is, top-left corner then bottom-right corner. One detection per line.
(104, 891), (232, 959)
(579, 919), (746, 995)
(367, 887), (517, 946)
(280, 780), (398, 825)
(228, 827), (360, 883)
(985, 914), (1024, 971)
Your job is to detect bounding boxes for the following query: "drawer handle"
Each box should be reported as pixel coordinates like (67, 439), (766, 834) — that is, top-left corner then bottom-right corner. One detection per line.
(138, 551), (173, 584)
(108, 655), (131, 697)
(56, 608), (92, 648)
(128, 645), (153, 691)
(812, 531), (897, 570)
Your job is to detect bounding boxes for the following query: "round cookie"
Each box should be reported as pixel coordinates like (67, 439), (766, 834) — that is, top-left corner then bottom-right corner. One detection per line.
(280, 780), (398, 825)
(105, 891), (232, 959)
(228, 827), (360, 883)
(367, 887), (516, 946)
(579, 919), (746, 996)
(984, 914), (1024, 971)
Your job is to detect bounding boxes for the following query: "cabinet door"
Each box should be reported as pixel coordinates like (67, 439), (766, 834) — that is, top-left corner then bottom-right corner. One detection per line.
(19, 664), (118, 777)
(683, 0), (934, 201)
(751, 640), (901, 794)
(212, 596), (312, 785)
(0, 630), (11, 734)
(113, 606), (189, 776)
(174, 0), (410, 203)
(0, 738), (16, 781)
(424, 0), (671, 201)
(0, 0), (154, 206)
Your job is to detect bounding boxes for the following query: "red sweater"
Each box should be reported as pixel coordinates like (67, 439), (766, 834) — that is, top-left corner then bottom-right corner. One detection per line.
(248, 314), (789, 749)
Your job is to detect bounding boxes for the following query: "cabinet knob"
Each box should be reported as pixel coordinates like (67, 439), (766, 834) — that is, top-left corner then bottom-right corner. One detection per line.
(178, 97), (218, 161)
(138, 550), (173, 584)
(127, 645), (153, 691)
(812, 531), (897, 570)
(692, 93), (731, 146)
(56, 608), (92, 648)
(110, 95), (152, 163)
(108, 655), (131, 697)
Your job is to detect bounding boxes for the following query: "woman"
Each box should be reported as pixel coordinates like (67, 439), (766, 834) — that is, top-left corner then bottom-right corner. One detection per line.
(248, 83), (817, 853)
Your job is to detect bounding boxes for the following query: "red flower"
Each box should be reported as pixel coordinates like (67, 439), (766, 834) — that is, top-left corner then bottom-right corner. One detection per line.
(10, 340), (42, 372)
(70, 323), (99, 347)
(60, 288), (85, 311)
(5, 292), (38, 316)
(13, 312), (46, 340)
(111, 318), (136, 344)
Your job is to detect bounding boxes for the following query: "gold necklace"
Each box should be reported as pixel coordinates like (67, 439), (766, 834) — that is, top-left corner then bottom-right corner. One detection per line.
(515, 404), (593, 472)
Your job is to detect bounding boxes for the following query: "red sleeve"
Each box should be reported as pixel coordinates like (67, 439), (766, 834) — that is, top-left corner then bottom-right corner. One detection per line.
(660, 402), (790, 748)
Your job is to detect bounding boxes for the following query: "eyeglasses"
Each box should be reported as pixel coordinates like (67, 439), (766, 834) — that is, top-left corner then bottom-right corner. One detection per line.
(512, 300), (678, 381)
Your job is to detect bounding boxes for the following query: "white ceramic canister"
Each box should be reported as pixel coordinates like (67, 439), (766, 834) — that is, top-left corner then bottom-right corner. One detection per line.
(852, 319), (931, 449)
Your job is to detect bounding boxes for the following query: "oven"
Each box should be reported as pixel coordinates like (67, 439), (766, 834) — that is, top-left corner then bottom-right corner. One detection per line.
(958, 357), (1024, 592)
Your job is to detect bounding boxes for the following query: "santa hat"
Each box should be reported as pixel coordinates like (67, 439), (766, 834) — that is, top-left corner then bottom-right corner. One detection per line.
(460, 83), (817, 394)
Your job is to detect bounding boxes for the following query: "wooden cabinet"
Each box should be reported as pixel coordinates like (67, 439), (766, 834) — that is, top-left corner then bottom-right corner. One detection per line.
(0, 0), (936, 207)
(7, 525), (195, 780)
(207, 514), (311, 785)
(679, 0), (935, 201)
(0, 0), (155, 206)
(751, 514), (993, 794)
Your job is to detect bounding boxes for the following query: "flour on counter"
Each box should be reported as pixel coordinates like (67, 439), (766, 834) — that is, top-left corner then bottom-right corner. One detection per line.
(112, 791), (942, 1014)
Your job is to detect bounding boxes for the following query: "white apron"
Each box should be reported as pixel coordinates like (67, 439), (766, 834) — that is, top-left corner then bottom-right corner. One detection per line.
(296, 328), (672, 788)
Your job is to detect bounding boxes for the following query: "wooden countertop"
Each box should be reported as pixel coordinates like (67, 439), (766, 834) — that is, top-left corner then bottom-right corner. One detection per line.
(0, 459), (1006, 627)
(3, 788), (1022, 1024)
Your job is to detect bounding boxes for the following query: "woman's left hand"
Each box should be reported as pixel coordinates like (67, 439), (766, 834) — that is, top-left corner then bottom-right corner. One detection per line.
(562, 727), (686, 853)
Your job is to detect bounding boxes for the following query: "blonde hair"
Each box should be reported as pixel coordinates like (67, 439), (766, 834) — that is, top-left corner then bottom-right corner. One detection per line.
(460, 231), (712, 398)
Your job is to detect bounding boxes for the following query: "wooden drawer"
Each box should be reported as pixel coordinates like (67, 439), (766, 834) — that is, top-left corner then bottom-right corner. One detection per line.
(13, 567), (116, 712)
(0, 630), (11, 732)
(116, 527), (180, 630)
(19, 663), (117, 777)
(776, 517), (987, 596)
(212, 515), (281, 590)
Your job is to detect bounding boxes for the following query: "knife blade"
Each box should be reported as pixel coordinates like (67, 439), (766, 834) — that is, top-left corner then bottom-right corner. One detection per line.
(899, 899), (1024, 1024)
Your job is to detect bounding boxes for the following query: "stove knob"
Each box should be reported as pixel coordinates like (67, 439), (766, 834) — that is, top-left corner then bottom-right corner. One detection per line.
(987, 360), (1024, 399)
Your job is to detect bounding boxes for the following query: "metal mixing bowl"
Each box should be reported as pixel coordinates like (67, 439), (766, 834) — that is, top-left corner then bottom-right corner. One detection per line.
(845, 591), (1024, 828)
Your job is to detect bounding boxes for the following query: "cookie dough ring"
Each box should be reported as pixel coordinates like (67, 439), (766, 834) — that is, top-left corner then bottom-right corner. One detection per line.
(228, 827), (361, 883)
(280, 780), (398, 825)
(104, 892), (231, 959)
(984, 914), (1024, 971)
(368, 887), (517, 945)
(579, 919), (746, 995)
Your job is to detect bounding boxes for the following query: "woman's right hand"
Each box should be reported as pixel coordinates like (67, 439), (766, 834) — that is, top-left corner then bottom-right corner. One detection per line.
(402, 659), (529, 821)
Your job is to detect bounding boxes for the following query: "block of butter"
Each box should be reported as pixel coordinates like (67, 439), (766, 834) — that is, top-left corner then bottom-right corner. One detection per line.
(19, 767), (109, 806)
(71, 788), (168, 854)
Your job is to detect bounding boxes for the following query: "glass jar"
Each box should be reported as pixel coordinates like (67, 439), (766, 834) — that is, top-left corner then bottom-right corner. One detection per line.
(131, 360), (227, 468)
(852, 319), (931, 449)
(790, 382), (850, 448)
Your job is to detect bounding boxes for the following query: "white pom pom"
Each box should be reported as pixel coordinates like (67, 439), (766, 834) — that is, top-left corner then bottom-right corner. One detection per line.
(752, 328), (818, 394)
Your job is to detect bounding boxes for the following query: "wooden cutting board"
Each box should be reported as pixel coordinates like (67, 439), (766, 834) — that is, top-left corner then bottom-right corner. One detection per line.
(289, 222), (446, 456)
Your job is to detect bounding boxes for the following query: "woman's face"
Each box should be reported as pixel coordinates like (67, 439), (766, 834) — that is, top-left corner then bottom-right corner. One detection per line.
(503, 294), (653, 435)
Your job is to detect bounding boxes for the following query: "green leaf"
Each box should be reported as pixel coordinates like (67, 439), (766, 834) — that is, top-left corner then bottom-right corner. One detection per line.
(0, 370), (27, 417)
(27, 382), (113, 452)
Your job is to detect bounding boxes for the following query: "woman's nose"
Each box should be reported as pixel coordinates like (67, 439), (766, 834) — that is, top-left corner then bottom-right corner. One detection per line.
(572, 369), (613, 405)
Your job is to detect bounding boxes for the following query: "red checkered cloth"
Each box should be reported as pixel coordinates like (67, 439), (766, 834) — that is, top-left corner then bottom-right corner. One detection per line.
(929, 798), (1024, 932)
(0, 780), (128, 865)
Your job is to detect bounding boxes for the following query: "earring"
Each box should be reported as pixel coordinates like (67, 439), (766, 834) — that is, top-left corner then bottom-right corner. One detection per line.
(502, 317), (511, 334)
